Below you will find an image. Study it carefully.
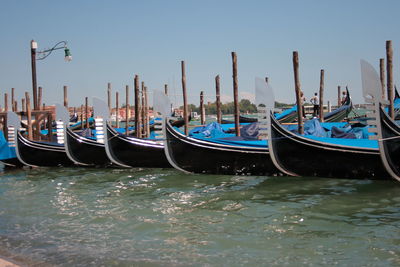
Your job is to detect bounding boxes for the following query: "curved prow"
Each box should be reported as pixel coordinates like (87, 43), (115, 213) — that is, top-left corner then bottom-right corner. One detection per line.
(9, 111), (30, 166)
(264, 79), (298, 176)
(154, 89), (171, 141)
(93, 97), (109, 143)
(99, 97), (131, 168)
(343, 87), (352, 106)
(93, 97), (110, 120)
(6, 111), (20, 148)
(159, 90), (191, 173)
(12, 111), (34, 167)
(361, 59), (400, 182)
(255, 77), (274, 140)
(54, 104), (69, 145)
(360, 59), (382, 139)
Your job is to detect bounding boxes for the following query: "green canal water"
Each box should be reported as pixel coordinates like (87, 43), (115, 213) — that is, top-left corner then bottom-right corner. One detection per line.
(0, 165), (399, 266)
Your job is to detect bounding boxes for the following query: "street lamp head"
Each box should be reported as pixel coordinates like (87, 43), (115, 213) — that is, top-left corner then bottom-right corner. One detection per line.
(64, 47), (72, 62)
(31, 40), (38, 49)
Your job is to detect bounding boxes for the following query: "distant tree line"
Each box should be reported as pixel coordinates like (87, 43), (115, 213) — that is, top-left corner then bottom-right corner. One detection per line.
(180, 99), (293, 115)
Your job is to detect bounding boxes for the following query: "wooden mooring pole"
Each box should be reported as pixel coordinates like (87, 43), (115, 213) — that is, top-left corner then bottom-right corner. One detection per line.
(134, 75), (140, 137)
(141, 83), (146, 137)
(164, 84), (168, 95)
(38, 87), (43, 110)
(22, 99), (25, 112)
(215, 75), (222, 124)
(380, 58), (385, 99)
(200, 91), (205, 125)
(144, 86), (150, 137)
(11, 88), (15, 111)
(4, 93), (8, 112)
(136, 81), (143, 138)
(47, 112), (52, 142)
(85, 97), (89, 128)
(231, 52), (240, 136)
(125, 85), (129, 135)
(107, 82), (112, 111)
(319, 69), (324, 122)
(181, 61), (189, 135)
(337, 86), (341, 107)
(63, 86), (68, 108)
(81, 105), (84, 130)
(293, 51), (304, 134)
(116, 92), (120, 128)
(25, 92), (33, 140)
(386, 40), (394, 119)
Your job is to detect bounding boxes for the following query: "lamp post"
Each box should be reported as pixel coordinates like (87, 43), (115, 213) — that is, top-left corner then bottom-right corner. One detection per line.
(30, 40), (72, 110)
(30, 40), (38, 110)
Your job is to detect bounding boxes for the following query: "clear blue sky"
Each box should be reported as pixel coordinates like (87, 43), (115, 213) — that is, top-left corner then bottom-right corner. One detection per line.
(0, 0), (399, 108)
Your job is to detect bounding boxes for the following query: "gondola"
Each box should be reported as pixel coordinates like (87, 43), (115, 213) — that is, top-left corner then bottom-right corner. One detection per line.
(276, 105), (298, 123)
(268, 113), (389, 179)
(64, 127), (111, 167)
(14, 104), (74, 167)
(64, 98), (112, 167)
(323, 88), (352, 122)
(221, 115), (257, 124)
(167, 115), (192, 128)
(104, 123), (171, 168)
(220, 90), (351, 126)
(267, 61), (389, 179)
(164, 119), (279, 175)
(221, 106), (297, 124)
(103, 89), (187, 169)
(15, 131), (74, 167)
(164, 78), (279, 176)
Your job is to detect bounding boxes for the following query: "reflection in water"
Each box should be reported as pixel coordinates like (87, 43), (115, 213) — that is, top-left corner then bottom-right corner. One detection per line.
(0, 166), (399, 266)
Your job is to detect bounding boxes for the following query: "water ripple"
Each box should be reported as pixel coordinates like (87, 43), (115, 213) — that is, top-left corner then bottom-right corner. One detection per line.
(0, 166), (399, 266)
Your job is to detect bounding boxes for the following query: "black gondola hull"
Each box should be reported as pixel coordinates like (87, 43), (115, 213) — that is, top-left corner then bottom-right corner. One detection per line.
(379, 106), (400, 177)
(65, 127), (111, 166)
(106, 124), (171, 168)
(269, 115), (390, 179)
(165, 120), (279, 175)
(16, 132), (74, 167)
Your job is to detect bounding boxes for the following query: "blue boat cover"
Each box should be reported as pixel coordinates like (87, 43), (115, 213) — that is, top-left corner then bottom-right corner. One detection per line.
(286, 119), (328, 137)
(190, 122), (235, 139)
(286, 119), (371, 139)
(0, 131), (16, 160)
(185, 118), (375, 149)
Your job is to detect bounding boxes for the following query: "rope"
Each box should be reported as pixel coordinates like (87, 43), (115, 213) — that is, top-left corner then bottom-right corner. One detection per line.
(379, 136), (400, 141)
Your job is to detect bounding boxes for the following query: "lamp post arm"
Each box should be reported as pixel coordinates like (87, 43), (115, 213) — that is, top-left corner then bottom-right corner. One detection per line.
(36, 41), (68, 60)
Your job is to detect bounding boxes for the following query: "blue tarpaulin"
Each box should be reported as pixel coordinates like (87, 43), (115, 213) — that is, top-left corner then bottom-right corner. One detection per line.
(286, 119), (328, 137)
(0, 131), (16, 160)
(189, 122), (233, 139)
(286, 119), (370, 139)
